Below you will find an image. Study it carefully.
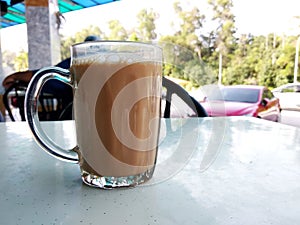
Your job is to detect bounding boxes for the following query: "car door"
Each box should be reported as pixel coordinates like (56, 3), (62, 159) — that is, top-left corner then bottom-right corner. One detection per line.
(258, 88), (280, 121)
(277, 84), (300, 111)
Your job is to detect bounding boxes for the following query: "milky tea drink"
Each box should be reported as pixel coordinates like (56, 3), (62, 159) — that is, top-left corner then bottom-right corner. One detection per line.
(25, 41), (162, 189)
(71, 60), (162, 184)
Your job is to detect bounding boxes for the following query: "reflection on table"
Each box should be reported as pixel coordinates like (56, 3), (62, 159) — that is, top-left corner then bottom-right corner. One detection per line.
(1, 117), (300, 225)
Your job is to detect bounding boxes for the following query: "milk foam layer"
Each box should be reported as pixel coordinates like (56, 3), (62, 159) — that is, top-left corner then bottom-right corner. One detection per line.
(72, 50), (161, 66)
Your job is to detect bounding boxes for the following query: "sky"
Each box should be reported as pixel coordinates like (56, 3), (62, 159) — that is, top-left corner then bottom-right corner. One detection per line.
(1, 0), (300, 53)
(233, 0), (300, 35)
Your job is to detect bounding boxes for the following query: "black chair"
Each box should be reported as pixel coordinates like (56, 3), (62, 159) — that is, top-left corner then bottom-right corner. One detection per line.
(38, 94), (72, 121)
(162, 77), (207, 118)
(3, 80), (72, 121)
(3, 76), (206, 121)
(3, 80), (28, 121)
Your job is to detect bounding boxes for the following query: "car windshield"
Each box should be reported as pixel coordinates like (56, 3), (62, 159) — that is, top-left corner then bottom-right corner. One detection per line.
(209, 88), (260, 103)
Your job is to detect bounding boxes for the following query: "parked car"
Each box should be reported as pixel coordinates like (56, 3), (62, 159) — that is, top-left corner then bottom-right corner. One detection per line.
(272, 83), (300, 111)
(200, 85), (281, 122)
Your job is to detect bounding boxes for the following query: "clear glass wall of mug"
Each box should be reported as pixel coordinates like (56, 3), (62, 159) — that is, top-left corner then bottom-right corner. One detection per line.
(25, 41), (163, 189)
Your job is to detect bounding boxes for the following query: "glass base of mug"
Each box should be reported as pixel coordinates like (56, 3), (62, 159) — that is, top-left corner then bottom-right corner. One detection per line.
(81, 167), (155, 189)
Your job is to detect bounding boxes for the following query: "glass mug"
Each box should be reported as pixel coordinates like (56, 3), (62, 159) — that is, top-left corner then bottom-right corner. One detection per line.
(25, 41), (163, 189)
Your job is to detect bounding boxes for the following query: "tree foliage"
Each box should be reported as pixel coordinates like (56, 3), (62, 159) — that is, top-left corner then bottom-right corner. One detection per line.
(60, 25), (103, 59)
(14, 50), (28, 71)
(107, 20), (128, 40)
(136, 8), (158, 41)
(3, 1), (300, 90)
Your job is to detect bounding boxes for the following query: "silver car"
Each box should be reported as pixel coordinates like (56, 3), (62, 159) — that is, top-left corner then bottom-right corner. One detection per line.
(272, 83), (300, 111)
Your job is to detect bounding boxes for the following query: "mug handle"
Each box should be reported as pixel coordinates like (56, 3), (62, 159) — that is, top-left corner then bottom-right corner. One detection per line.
(25, 66), (79, 163)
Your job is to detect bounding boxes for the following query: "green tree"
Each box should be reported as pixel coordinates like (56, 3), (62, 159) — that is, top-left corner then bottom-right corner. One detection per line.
(223, 34), (260, 85)
(172, 1), (205, 56)
(207, 0), (236, 83)
(2, 50), (17, 69)
(184, 59), (216, 87)
(221, 33), (296, 88)
(107, 20), (128, 40)
(258, 35), (297, 87)
(14, 50), (28, 71)
(274, 36), (296, 85)
(159, 1), (206, 85)
(208, 0), (236, 55)
(127, 29), (139, 41)
(60, 25), (103, 59)
(136, 8), (158, 41)
(54, 4), (299, 90)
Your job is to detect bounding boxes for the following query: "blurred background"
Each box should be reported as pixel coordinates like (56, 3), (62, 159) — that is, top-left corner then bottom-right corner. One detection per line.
(1, 0), (300, 126)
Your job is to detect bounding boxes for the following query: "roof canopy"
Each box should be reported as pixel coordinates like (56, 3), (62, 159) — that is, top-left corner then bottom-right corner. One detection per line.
(0, 0), (119, 28)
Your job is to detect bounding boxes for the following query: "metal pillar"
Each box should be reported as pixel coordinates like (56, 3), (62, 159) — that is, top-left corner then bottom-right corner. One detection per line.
(0, 25), (4, 94)
(0, 29), (3, 79)
(0, 27), (6, 118)
(294, 36), (300, 83)
(25, 0), (61, 70)
(218, 53), (222, 85)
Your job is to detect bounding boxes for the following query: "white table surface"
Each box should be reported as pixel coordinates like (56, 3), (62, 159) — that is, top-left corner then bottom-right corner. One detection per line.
(1, 117), (300, 225)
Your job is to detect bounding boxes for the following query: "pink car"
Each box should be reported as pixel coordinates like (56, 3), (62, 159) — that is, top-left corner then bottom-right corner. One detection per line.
(200, 85), (281, 122)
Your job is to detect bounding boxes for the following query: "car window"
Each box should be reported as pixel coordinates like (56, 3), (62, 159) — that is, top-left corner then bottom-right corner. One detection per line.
(209, 88), (259, 103)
